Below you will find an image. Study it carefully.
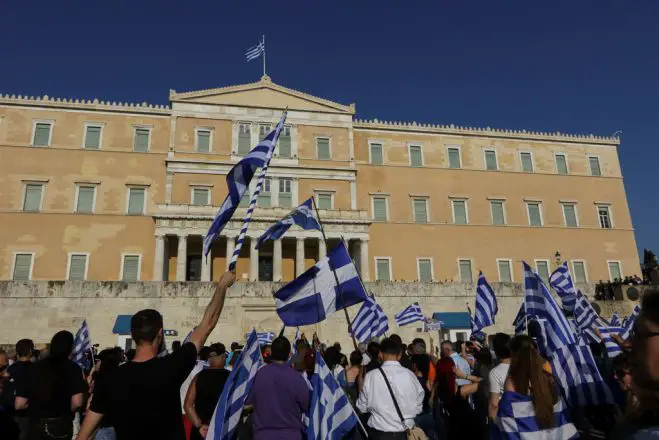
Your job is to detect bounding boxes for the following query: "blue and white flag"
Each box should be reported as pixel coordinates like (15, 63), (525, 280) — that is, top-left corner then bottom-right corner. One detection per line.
(467, 304), (486, 340)
(609, 312), (621, 327)
(256, 332), (275, 345)
(472, 271), (497, 334)
(620, 304), (641, 340)
(307, 349), (358, 440)
(274, 241), (368, 326)
(574, 291), (602, 333)
(597, 326), (624, 358)
(550, 262), (578, 312)
(395, 303), (425, 326)
(424, 318), (443, 331)
(513, 303), (526, 335)
(257, 198), (321, 249)
(207, 329), (264, 440)
(203, 112), (287, 256)
(245, 39), (265, 62)
(351, 296), (389, 343)
(72, 320), (92, 368)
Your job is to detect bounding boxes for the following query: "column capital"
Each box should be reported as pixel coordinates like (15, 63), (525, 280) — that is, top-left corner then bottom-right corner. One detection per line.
(178, 232), (189, 239)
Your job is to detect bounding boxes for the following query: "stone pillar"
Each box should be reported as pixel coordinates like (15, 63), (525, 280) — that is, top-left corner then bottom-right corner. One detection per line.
(273, 239), (283, 282)
(318, 238), (327, 260)
(201, 247), (211, 282)
(249, 240), (259, 282)
(226, 236), (235, 270)
(296, 238), (305, 276)
(153, 234), (165, 281)
(360, 239), (370, 282)
(176, 234), (188, 281)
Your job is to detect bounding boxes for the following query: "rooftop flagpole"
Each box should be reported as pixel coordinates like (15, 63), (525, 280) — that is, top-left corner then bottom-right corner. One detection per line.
(262, 34), (266, 77)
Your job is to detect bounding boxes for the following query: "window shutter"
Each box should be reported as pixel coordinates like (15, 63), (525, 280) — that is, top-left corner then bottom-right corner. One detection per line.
(122, 255), (139, 281)
(563, 205), (577, 227)
(239, 192), (250, 207)
(459, 260), (473, 282)
(317, 138), (330, 160)
(418, 259), (432, 282)
(318, 194), (332, 210)
(197, 131), (210, 153)
(192, 188), (208, 205)
(572, 262), (587, 283)
(279, 193), (292, 208)
(13, 254), (32, 280)
(258, 193), (271, 208)
(373, 198), (387, 221)
(238, 128), (251, 155)
(528, 203), (542, 226)
(413, 199), (427, 223)
(520, 153), (533, 172)
(68, 255), (87, 280)
(23, 184), (43, 212)
(410, 146), (422, 167)
(491, 201), (505, 225)
(556, 155), (568, 174)
(453, 201), (467, 224)
(76, 187), (95, 213)
(84, 126), (101, 149)
(485, 151), (497, 170)
(589, 157), (601, 176)
(376, 260), (390, 281)
(33, 123), (51, 146)
(134, 129), (150, 152)
(370, 144), (383, 165)
(598, 207), (611, 228)
(608, 262), (622, 280)
(536, 262), (550, 285)
(279, 134), (291, 158)
(128, 188), (145, 214)
(498, 261), (512, 282)
(448, 148), (461, 168)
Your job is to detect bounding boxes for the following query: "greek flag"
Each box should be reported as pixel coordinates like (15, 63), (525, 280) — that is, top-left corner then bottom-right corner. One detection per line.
(274, 241), (368, 326)
(203, 111), (287, 257)
(574, 291), (602, 332)
(307, 349), (358, 440)
(620, 304), (641, 340)
(523, 262), (576, 357)
(351, 296), (389, 343)
(256, 332), (275, 345)
(207, 329), (264, 440)
(395, 302), (424, 326)
(72, 320), (92, 368)
(550, 262), (577, 312)
(609, 312), (621, 326)
(472, 271), (497, 334)
(597, 326), (624, 358)
(424, 318), (443, 331)
(467, 304), (486, 340)
(256, 198), (321, 249)
(245, 39), (264, 62)
(513, 303), (526, 335)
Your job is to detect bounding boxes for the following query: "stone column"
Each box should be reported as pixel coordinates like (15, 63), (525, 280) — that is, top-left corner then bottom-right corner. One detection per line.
(153, 234), (165, 281)
(318, 238), (327, 260)
(176, 234), (188, 281)
(360, 239), (370, 282)
(201, 247), (211, 282)
(273, 239), (283, 282)
(296, 238), (305, 276)
(226, 235), (235, 270)
(249, 240), (259, 282)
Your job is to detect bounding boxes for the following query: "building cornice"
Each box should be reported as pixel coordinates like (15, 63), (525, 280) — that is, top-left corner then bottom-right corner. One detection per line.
(0, 94), (170, 115)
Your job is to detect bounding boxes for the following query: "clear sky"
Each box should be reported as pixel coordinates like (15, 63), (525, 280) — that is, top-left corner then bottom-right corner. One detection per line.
(2, 1), (657, 256)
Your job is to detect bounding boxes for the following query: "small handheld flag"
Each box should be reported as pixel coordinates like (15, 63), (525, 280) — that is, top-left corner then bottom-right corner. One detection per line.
(394, 303), (424, 326)
(72, 320), (92, 368)
(472, 271), (497, 334)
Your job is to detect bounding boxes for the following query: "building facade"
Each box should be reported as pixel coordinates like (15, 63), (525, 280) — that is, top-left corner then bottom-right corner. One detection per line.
(0, 75), (640, 285)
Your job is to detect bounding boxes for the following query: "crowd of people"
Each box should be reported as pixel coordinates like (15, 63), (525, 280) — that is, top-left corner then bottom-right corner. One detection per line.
(1, 269), (658, 440)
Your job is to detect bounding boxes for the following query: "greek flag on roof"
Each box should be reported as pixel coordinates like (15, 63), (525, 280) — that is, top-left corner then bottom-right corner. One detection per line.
(609, 312), (621, 327)
(351, 296), (389, 343)
(256, 197), (321, 249)
(395, 302), (425, 326)
(203, 111), (287, 257)
(550, 262), (578, 312)
(307, 349), (358, 440)
(523, 262), (576, 357)
(245, 39), (265, 62)
(72, 320), (92, 368)
(620, 304), (641, 340)
(274, 241), (367, 326)
(597, 326), (624, 358)
(472, 271), (497, 334)
(207, 329), (264, 440)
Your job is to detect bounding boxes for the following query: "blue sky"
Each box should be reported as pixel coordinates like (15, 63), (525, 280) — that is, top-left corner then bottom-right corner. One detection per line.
(2, 1), (657, 255)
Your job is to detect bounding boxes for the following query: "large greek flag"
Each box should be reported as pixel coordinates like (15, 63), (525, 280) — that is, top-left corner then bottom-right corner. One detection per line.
(72, 320), (92, 368)
(256, 197), (321, 249)
(203, 112), (287, 257)
(351, 296), (389, 343)
(472, 271), (497, 334)
(395, 303), (424, 326)
(550, 262), (577, 312)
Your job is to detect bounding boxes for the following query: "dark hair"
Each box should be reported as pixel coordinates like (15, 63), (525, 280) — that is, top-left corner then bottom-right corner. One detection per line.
(380, 337), (401, 356)
(476, 347), (494, 369)
(492, 333), (512, 359)
(323, 346), (341, 370)
(125, 349), (136, 361)
(50, 330), (74, 359)
(455, 340), (464, 354)
(96, 348), (122, 379)
(270, 337), (291, 362)
(35, 331), (75, 404)
(509, 334), (536, 356)
(349, 350), (363, 367)
(16, 339), (34, 358)
(172, 340), (182, 351)
(612, 352), (632, 379)
(199, 346), (212, 361)
(130, 309), (163, 345)
(367, 341), (380, 360)
(389, 334), (403, 349)
(411, 354), (430, 377)
(411, 338), (425, 346)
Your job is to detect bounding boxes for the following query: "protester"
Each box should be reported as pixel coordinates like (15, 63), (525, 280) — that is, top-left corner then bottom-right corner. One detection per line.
(389, 334), (413, 371)
(76, 271), (235, 440)
(225, 341), (242, 368)
(411, 353), (439, 439)
(3, 339), (34, 440)
(89, 348), (122, 440)
(343, 351), (363, 402)
(245, 336), (310, 439)
(291, 338), (309, 372)
(488, 333), (511, 419)
(364, 341), (381, 374)
(441, 341), (472, 386)
(356, 337), (424, 440)
(184, 343), (230, 440)
(472, 345), (493, 437)
(323, 346), (346, 386)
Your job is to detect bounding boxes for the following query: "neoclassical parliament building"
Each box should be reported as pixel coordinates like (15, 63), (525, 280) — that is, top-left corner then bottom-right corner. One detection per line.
(0, 75), (640, 286)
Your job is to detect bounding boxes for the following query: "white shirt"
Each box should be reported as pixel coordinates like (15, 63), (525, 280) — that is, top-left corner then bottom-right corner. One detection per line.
(488, 362), (510, 396)
(357, 360), (424, 432)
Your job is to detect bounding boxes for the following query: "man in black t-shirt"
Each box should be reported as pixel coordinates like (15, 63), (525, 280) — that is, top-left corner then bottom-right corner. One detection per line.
(5, 339), (34, 440)
(77, 271), (235, 440)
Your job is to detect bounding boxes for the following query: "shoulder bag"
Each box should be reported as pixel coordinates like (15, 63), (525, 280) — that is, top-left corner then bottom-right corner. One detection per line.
(377, 367), (428, 440)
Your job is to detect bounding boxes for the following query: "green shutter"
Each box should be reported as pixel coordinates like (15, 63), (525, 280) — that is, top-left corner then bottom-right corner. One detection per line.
(318, 193), (332, 210)
(134, 129), (150, 152)
(239, 192), (250, 207)
(13, 254), (33, 280)
(238, 126), (251, 155)
(370, 144), (383, 165)
(127, 188), (145, 214)
(528, 203), (542, 226)
(68, 254), (87, 280)
(485, 151), (497, 170)
(589, 157), (601, 176)
(498, 261), (512, 282)
(453, 200), (467, 224)
(317, 138), (330, 160)
(418, 259), (432, 282)
(376, 259), (390, 281)
(520, 153), (533, 172)
(572, 262), (587, 283)
(23, 184), (43, 212)
(84, 126), (101, 149)
(459, 260), (473, 282)
(448, 148), (461, 168)
(197, 130), (210, 152)
(556, 155), (568, 174)
(608, 262), (622, 280)
(373, 197), (387, 221)
(258, 193), (271, 207)
(122, 255), (139, 281)
(536, 262), (550, 285)
(279, 134), (291, 158)
(279, 194), (292, 208)
(33, 123), (51, 146)
(491, 201), (505, 225)
(76, 186), (95, 213)
(563, 205), (577, 227)
(410, 146), (422, 167)
(192, 188), (209, 205)
(413, 199), (427, 223)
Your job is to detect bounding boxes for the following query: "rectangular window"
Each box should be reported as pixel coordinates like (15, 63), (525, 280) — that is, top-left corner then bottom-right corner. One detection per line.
(589, 156), (602, 176)
(409, 145), (423, 167)
(571, 261), (588, 283)
(370, 143), (383, 165)
(68, 254), (88, 281)
(317, 192), (333, 210)
(134, 128), (150, 152)
(497, 259), (513, 282)
(490, 200), (506, 225)
(372, 197), (388, 221)
(196, 129), (211, 153)
(23, 183), (43, 212)
(238, 123), (251, 155)
(562, 203), (578, 227)
(484, 150), (498, 170)
(192, 188), (210, 206)
(413, 198), (428, 223)
(535, 260), (550, 285)
(122, 255), (140, 282)
(598, 205), (612, 229)
(458, 259), (473, 283)
(279, 126), (291, 158)
(239, 191), (250, 207)
(555, 154), (568, 175)
(258, 178), (271, 208)
(608, 261), (622, 281)
(33, 122), (52, 146)
(447, 147), (461, 169)
(83, 125), (102, 150)
(418, 259), (433, 282)
(75, 185), (96, 214)
(279, 178), (292, 208)
(127, 187), (146, 215)
(375, 258), (391, 281)
(259, 124), (271, 139)
(520, 152), (534, 172)
(316, 138), (331, 160)
(12, 253), (33, 280)
(527, 202), (543, 226)
(452, 200), (468, 224)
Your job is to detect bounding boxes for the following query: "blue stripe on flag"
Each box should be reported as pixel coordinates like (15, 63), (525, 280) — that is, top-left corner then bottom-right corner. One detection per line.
(472, 271), (497, 334)
(395, 302), (424, 326)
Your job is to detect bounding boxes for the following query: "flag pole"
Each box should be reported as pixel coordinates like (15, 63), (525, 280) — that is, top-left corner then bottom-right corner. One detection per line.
(262, 34), (266, 77)
(311, 196), (358, 350)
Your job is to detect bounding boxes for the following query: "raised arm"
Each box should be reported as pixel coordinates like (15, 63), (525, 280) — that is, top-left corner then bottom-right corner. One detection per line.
(188, 271), (235, 351)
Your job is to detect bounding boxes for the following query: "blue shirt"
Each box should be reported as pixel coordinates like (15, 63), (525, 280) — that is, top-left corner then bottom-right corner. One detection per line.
(450, 352), (471, 386)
